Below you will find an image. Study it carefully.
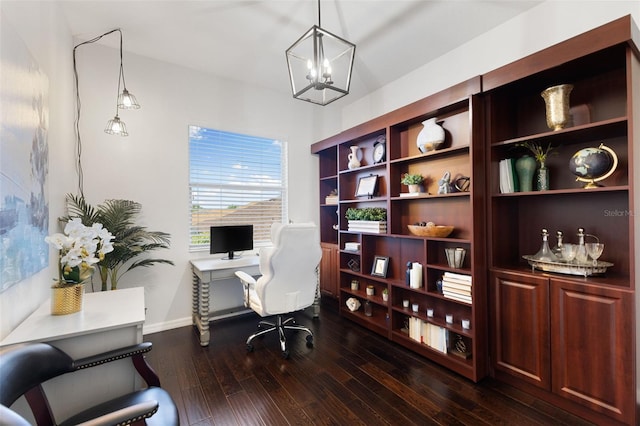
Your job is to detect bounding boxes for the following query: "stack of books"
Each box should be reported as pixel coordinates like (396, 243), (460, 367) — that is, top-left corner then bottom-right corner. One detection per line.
(498, 158), (520, 193)
(441, 271), (472, 304)
(347, 220), (387, 234)
(407, 317), (448, 354)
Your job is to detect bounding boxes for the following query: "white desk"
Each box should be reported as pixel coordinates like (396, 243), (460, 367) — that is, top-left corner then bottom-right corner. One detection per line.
(190, 256), (260, 346)
(1, 287), (146, 422)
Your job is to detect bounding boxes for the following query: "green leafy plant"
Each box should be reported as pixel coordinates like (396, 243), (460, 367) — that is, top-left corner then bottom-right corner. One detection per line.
(401, 173), (424, 185)
(345, 207), (387, 221)
(62, 194), (174, 291)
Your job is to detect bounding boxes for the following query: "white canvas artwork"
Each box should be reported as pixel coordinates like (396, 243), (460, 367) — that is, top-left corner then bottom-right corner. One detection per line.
(0, 16), (50, 292)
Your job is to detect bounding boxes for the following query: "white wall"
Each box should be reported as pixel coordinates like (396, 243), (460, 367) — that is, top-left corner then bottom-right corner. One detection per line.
(0, 1), (76, 338)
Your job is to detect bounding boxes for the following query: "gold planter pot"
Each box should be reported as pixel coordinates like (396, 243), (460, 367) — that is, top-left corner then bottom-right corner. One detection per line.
(51, 283), (84, 315)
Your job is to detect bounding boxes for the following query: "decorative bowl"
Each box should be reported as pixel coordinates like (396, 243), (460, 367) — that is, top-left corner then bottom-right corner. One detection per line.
(407, 224), (454, 237)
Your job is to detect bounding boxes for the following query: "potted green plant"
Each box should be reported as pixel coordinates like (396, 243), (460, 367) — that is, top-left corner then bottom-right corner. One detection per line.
(401, 173), (424, 193)
(345, 207), (387, 233)
(382, 287), (389, 302)
(62, 194), (174, 291)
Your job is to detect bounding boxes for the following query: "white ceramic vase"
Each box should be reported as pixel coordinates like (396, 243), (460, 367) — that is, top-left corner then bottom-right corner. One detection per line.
(416, 118), (445, 153)
(347, 146), (361, 169)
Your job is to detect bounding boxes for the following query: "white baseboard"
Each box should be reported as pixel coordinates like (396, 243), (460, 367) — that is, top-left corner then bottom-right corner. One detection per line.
(142, 308), (254, 336)
(143, 317), (192, 335)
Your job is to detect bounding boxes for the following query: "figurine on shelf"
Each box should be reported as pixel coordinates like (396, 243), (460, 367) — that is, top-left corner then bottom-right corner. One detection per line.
(438, 171), (452, 194)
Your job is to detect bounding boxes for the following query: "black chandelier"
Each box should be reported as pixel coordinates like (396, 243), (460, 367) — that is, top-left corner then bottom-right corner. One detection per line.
(285, 0), (355, 106)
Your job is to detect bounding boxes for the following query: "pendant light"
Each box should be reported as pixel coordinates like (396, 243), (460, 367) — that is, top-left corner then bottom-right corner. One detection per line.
(286, 0), (355, 105)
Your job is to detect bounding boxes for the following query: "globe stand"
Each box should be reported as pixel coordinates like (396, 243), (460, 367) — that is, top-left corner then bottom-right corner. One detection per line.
(572, 144), (618, 189)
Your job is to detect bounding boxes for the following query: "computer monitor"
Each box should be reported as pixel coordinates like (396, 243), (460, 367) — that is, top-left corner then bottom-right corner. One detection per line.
(209, 225), (253, 259)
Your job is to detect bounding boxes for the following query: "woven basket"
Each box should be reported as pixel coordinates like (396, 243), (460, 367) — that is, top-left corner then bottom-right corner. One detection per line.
(51, 283), (84, 315)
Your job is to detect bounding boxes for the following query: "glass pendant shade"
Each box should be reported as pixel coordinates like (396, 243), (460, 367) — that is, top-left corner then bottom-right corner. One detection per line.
(117, 89), (140, 109)
(104, 115), (128, 136)
(286, 25), (355, 105)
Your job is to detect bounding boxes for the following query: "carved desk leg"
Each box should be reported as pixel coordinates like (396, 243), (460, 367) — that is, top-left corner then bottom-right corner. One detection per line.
(192, 272), (210, 346)
(313, 265), (320, 318)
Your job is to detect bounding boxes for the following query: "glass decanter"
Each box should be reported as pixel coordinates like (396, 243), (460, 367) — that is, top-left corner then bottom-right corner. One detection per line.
(552, 230), (564, 260)
(532, 228), (558, 262)
(575, 227), (589, 264)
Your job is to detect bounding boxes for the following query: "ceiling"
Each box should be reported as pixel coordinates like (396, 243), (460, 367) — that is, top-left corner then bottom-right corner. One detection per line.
(59, 0), (542, 105)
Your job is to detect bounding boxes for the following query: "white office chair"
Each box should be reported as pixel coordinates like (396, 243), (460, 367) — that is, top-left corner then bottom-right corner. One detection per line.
(235, 222), (322, 359)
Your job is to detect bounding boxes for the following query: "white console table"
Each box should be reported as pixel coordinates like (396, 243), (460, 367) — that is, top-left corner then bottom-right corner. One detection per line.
(190, 256), (260, 346)
(0, 287), (146, 422)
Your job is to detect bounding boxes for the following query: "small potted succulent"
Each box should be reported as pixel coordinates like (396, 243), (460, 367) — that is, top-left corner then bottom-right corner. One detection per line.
(382, 288), (389, 302)
(401, 173), (424, 193)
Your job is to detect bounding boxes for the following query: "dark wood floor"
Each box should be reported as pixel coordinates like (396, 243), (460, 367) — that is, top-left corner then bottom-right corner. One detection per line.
(145, 300), (594, 426)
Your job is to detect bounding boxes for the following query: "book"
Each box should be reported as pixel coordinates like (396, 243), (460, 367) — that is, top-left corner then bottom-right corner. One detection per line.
(442, 284), (472, 296)
(443, 271), (472, 282)
(442, 291), (472, 304)
(399, 192), (422, 197)
(442, 280), (472, 291)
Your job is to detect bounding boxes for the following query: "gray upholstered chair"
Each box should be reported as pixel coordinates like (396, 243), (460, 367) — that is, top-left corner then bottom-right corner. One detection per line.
(235, 222), (322, 359)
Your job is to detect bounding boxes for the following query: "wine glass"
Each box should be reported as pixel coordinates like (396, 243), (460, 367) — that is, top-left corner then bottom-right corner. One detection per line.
(561, 243), (578, 263)
(585, 243), (604, 266)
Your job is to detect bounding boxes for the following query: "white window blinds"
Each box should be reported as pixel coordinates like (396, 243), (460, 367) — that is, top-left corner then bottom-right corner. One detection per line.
(189, 126), (288, 251)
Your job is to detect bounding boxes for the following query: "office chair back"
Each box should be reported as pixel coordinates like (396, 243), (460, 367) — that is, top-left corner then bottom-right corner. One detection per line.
(253, 222), (322, 316)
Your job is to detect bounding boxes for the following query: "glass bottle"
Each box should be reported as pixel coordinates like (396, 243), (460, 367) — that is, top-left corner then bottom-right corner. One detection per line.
(575, 227), (588, 264)
(552, 230), (564, 259)
(364, 300), (372, 317)
(532, 228), (558, 262)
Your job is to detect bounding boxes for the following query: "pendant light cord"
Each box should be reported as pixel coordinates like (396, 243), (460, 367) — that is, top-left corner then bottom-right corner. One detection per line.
(72, 28), (123, 198)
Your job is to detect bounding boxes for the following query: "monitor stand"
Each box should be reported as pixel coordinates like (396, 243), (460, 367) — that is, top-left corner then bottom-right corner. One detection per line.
(223, 251), (241, 260)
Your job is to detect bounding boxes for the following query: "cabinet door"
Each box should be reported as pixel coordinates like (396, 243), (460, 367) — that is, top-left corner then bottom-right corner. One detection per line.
(319, 243), (339, 298)
(491, 271), (550, 389)
(550, 279), (634, 423)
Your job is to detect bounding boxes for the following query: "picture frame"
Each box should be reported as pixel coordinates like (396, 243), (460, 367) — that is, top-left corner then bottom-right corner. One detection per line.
(355, 174), (378, 198)
(371, 255), (389, 277)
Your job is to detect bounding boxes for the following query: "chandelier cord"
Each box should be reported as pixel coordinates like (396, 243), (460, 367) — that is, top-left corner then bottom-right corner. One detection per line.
(317, 0), (321, 28)
(72, 28), (122, 198)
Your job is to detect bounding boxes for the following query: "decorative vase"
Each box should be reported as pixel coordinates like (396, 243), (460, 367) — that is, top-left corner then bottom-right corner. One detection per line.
(51, 283), (84, 315)
(536, 161), (550, 191)
(408, 184), (420, 193)
(416, 118), (445, 153)
(541, 84), (573, 131)
(515, 155), (536, 192)
(347, 146), (361, 170)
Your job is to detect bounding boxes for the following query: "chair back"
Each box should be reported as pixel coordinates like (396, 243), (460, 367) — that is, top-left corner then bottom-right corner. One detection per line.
(0, 343), (74, 406)
(254, 223), (322, 315)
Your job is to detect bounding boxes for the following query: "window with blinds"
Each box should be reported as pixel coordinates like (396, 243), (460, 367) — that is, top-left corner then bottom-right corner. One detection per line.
(189, 126), (288, 251)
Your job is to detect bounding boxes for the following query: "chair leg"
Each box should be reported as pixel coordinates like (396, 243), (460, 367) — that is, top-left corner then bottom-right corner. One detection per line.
(245, 315), (314, 358)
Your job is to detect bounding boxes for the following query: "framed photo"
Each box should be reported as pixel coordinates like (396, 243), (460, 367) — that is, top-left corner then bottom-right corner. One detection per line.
(355, 174), (379, 197)
(371, 256), (389, 277)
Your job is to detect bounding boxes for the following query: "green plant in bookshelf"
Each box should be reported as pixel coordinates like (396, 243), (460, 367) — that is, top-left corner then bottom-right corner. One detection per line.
(345, 207), (387, 221)
(401, 173), (424, 185)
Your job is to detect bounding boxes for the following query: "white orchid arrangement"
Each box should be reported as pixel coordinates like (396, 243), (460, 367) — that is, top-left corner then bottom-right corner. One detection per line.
(45, 218), (115, 286)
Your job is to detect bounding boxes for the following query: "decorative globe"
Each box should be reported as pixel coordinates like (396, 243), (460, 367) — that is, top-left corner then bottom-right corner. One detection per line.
(569, 144), (618, 188)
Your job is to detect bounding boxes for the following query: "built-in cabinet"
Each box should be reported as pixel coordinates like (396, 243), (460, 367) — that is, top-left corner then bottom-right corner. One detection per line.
(313, 78), (488, 382)
(313, 15), (638, 425)
(485, 16), (638, 426)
